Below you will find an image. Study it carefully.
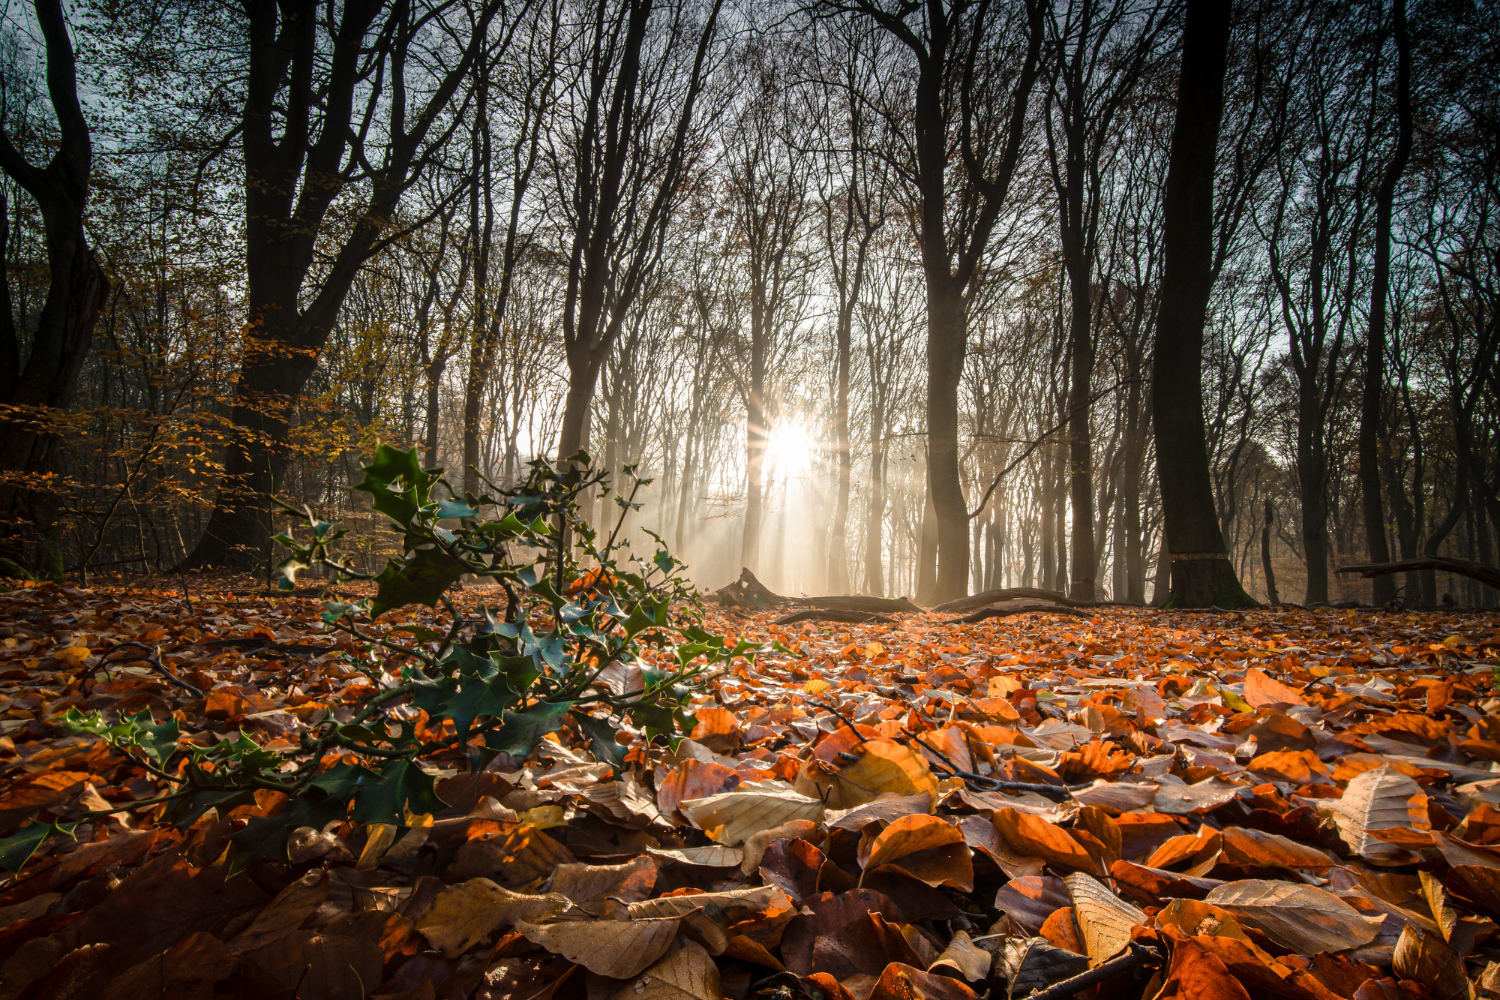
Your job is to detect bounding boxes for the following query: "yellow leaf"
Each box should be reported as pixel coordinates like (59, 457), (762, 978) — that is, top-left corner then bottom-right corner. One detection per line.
(865, 641), (885, 657)
(835, 739), (938, 808)
(803, 678), (831, 696)
(53, 646), (90, 667)
(519, 805), (567, 829)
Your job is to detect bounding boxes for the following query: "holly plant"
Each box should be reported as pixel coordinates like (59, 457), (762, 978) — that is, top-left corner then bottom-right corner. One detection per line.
(7, 447), (755, 869)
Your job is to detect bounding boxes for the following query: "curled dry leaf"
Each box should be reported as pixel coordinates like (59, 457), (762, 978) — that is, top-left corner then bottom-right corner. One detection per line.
(858, 813), (974, 891)
(867, 962), (978, 1000)
(1392, 925), (1471, 1000)
(993, 808), (1097, 873)
(929, 930), (992, 982)
(416, 879), (571, 958)
(1205, 880), (1385, 954)
(547, 855), (657, 903)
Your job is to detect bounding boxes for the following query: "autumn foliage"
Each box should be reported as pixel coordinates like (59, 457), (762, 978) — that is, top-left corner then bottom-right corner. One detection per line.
(0, 538), (1499, 997)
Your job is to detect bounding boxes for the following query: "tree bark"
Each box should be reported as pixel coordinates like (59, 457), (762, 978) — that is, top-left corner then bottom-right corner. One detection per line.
(1261, 499), (1281, 604)
(0, 0), (108, 558)
(1359, 0), (1413, 606)
(1149, 0), (1254, 608)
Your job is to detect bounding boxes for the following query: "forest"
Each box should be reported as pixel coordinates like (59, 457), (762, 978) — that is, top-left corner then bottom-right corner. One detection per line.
(0, 0), (1493, 610)
(1, 1), (1500, 999)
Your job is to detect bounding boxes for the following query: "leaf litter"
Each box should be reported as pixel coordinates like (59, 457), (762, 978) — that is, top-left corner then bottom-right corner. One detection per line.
(1, 579), (1499, 999)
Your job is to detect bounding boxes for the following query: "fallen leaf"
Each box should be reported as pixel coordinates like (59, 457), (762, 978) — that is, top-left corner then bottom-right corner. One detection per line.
(416, 879), (571, 957)
(517, 914), (682, 979)
(608, 935), (721, 1000)
(1391, 925), (1469, 1000)
(1064, 871), (1146, 965)
(858, 813), (973, 890)
(1321, 766), (1431, 863)
(679, 780), (825, 845)
(929, 929), (991, 982)
(1205, 880), (1384, 953)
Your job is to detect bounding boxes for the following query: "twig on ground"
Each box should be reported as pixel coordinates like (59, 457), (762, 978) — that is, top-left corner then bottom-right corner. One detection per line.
(104, 640), (203, 697)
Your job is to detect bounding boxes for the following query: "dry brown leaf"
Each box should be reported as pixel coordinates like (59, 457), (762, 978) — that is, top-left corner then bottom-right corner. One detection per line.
(858, 814), (973, 891)
(993, 875), (1073, 933)
(827, 792), (934, 831)
(1243, 667), (1308, 707)
(1204, 880), (1385, 953)
(416, 879), (571, 958)
(1321, 766), (1431, 863)
(867, 961), (978, 1000)
(1153, 777), (1245, 815)
(547, 855), (657, 903)
(607, 935), (721, 1000)
(1391, 925), (1470, 1000)
(929, 930), (992, 982)
(678, 780), (825, 845)
(647, 844), (745, 868)
(516, 915), (681, 979)
(1063, 871), (1146, 965)
(741, 818), (821, 874)
(228, 870), (329, 954)
(994, 808), (1096, 873)
(1220, 826), (1335, 871)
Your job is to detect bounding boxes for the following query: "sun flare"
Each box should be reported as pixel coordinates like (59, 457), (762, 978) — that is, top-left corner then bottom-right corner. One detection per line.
(764, 420), (813, 474)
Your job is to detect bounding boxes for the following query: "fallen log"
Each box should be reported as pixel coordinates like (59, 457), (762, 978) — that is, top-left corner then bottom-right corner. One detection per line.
(934, 587), (1093, 613)
(949, 603), (1095, 624)
(1337, 557), (1500, 592)
(714, 568), (923, 614)
(774, 609), (893, 625)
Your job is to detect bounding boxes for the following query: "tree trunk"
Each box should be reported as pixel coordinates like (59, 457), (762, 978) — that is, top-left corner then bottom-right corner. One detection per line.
(741, 382), (768, 572)
(925, 279), (970, 602)
(1295, 403), (1330, 603)
(865, 404), (886, 597)
(0, 0), (107, 576)
(1149, 0), (1253, 608)
(1359, 0), (1412, 606)
(828, 310), (853, 592)
(1261, 500), (1281, 604)
(423, 360), (444, 469)
(1066, 272), (1096, 601)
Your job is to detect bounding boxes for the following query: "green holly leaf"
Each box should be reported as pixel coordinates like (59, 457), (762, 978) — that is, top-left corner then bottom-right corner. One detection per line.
(484, 700), (574, 757)
(371, 546), (469, 619)
(352, 759), (446, 826)
(572, 711), (627, 768)
(0, 820), (75, 873)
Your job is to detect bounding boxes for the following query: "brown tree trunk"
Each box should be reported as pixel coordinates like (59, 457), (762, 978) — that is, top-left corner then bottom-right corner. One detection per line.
(1149, 0), (1254, 608)
(925, 282), (970, 601)
(1359, 0), (1412, 606)
(0, 0), (107, 576)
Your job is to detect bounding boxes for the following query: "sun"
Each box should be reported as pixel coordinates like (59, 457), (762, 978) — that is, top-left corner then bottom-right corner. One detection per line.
(765, 420), (813, 474)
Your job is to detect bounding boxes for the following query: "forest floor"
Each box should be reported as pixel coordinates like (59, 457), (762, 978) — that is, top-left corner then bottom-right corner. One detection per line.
(1, 578), (1499, 1000)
